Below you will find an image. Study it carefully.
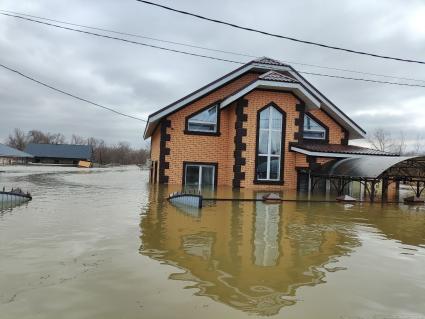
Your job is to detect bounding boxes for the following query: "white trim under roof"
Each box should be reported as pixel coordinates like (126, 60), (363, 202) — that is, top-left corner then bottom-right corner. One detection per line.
(290, 146), (393, 158)
(221, 80), (321, 109)
(147, 64), (257, 124)
(284, 69), (365, 138)
(143, 60), (366, 139)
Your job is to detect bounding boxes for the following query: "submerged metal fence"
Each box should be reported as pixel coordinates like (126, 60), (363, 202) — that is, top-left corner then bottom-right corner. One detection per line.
(168, 192), (203, 209)
(0, 189), (32, 210)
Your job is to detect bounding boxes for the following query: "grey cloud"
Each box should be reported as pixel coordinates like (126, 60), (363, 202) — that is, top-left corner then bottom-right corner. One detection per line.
(0, 0), (424, 148)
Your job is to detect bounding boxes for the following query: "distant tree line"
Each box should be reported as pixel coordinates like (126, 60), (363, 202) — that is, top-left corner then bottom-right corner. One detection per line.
(5, 128), (149, 165)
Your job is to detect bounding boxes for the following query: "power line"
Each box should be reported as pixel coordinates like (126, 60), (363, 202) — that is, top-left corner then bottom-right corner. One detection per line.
(300, 71), (425, 88)
(0, 9), (255, 59)
(2, 9), (425, 83)
(0, 62), (147, 122)
(0, 12), (242, 65)
(135, 0), (425, 65)
(2, 12), (425, 88)
(276, 59), (425, 84)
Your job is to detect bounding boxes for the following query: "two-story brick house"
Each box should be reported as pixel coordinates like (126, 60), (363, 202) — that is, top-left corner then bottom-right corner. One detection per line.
(144, 57), (391, 190)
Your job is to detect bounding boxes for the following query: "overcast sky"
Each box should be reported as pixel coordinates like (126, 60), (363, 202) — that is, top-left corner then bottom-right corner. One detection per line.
(0, 0), (424, 148)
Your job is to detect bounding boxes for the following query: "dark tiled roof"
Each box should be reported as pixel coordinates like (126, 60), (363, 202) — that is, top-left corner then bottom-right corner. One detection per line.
(24, 143), (93, 160)
(0, 143), (33, 158)
(259, 71), (299, 83)
(293, 143), (398, 156)
(253, 57), (290, 67)
(144, 56), (366, 140)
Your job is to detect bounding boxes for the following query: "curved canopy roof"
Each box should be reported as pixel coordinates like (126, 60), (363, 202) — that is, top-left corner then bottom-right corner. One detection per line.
(312, 156), (425, 180)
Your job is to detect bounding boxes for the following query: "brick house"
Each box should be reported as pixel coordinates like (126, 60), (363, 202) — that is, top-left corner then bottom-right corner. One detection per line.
(144, 57), (392, 191)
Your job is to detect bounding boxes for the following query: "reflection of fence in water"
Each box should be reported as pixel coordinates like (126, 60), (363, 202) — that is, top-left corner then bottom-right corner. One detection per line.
(0, 191), (32, 210)
(168, 192), (203, 209)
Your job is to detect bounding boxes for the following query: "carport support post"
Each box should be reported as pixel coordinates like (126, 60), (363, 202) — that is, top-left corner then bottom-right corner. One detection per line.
(307, 171), (312, 200)
(363, 180), (368, 200)
(359, 181), (364, 201)
(382, 178), (389, 202)
(325, 179), (331, 200)
(416, 181), (421, 198)
(370, 181), (377, 202)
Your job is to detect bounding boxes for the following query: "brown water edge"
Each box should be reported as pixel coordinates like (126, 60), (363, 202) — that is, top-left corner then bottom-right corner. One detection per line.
(0, 166), (425, 319)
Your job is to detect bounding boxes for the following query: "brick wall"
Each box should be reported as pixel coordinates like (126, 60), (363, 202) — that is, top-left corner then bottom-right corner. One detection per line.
(150, 81), (346, 189)
(241, 90), (300, 188)
(151, 128), (160, 161)
(307, 109), (346, 144)
(165, 72), (259, 186)
(150, 127), (161, 182)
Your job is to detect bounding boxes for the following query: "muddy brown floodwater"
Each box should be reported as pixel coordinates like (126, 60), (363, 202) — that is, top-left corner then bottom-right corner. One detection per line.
(0, 166), (425, 319)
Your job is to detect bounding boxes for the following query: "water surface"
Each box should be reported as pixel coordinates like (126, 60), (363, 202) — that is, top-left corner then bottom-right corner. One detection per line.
(1, 166), (424, 318)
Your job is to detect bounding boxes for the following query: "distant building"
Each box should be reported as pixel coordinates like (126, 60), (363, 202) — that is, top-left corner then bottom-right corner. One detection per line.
(24, 143), (93, 166)
(0, 143), (33, 165)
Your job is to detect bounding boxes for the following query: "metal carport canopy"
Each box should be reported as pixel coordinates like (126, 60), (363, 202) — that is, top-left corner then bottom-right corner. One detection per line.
(312, 156), (425, 179)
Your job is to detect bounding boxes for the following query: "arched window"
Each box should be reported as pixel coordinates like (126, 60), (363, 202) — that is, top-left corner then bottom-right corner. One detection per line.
(256, 105), (283, 181)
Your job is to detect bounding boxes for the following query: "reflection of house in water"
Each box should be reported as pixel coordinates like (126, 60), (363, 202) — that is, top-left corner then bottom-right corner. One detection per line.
(254, 196), (280, 267)
(140, 187), (360, 316)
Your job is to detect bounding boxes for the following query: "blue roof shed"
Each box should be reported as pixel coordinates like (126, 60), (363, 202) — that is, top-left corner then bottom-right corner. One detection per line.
(0, 143), (33, 158)
(24, 143), (93, 160)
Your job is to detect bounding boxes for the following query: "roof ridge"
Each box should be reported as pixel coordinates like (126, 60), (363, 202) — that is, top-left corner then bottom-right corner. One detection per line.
(253, 57), (290, 67)
(259, 70), (299, 83)
(27, 142), (91, 147)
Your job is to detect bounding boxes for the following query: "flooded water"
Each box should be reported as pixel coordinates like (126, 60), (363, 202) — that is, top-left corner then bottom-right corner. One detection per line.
(1, 166), (425, 318)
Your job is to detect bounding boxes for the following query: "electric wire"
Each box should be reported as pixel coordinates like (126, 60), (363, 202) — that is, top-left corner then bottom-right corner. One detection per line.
(135, 0), (425, 65)
(2, 9), (425, 83)
(0, 12), (242, 65)
(0, 62), (147, 122)
(1, 12), (425, 88)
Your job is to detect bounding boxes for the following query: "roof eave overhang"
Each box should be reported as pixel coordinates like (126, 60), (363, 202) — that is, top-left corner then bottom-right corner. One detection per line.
(143, 62), (366, 140)
(0, 154), (33, 158)
(143, 63), (260, 139)
(285, 68), (366, 139)
(221, 80), (321, 109)
(290, 146), (397, 158)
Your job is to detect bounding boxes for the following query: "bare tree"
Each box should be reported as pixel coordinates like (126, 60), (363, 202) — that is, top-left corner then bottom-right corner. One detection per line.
(367, 128), (393, 152)
(6, 128), (28, 150)
(70, 134), (86, 145)
(391, 131), (406, 155)
(49, 133), (66, 144)
(412, 134), (424, 155)
(27, 130), (50, 144)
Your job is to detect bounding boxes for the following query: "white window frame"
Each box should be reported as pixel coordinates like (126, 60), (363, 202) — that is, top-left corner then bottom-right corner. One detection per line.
(187, 105), (218, 133)
(257, 106), (282, 181)
(303, 115), (326, 140)
(184, 164), (215, 190)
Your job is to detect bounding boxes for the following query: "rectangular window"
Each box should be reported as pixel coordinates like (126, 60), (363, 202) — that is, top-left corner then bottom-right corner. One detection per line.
(303, 115), (326, 140)
(187, 105), (218, 133)
(184, 163), (216, 190)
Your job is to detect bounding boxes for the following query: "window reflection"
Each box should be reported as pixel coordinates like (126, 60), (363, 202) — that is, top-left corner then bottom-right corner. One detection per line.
(254, 198), (280, 266)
